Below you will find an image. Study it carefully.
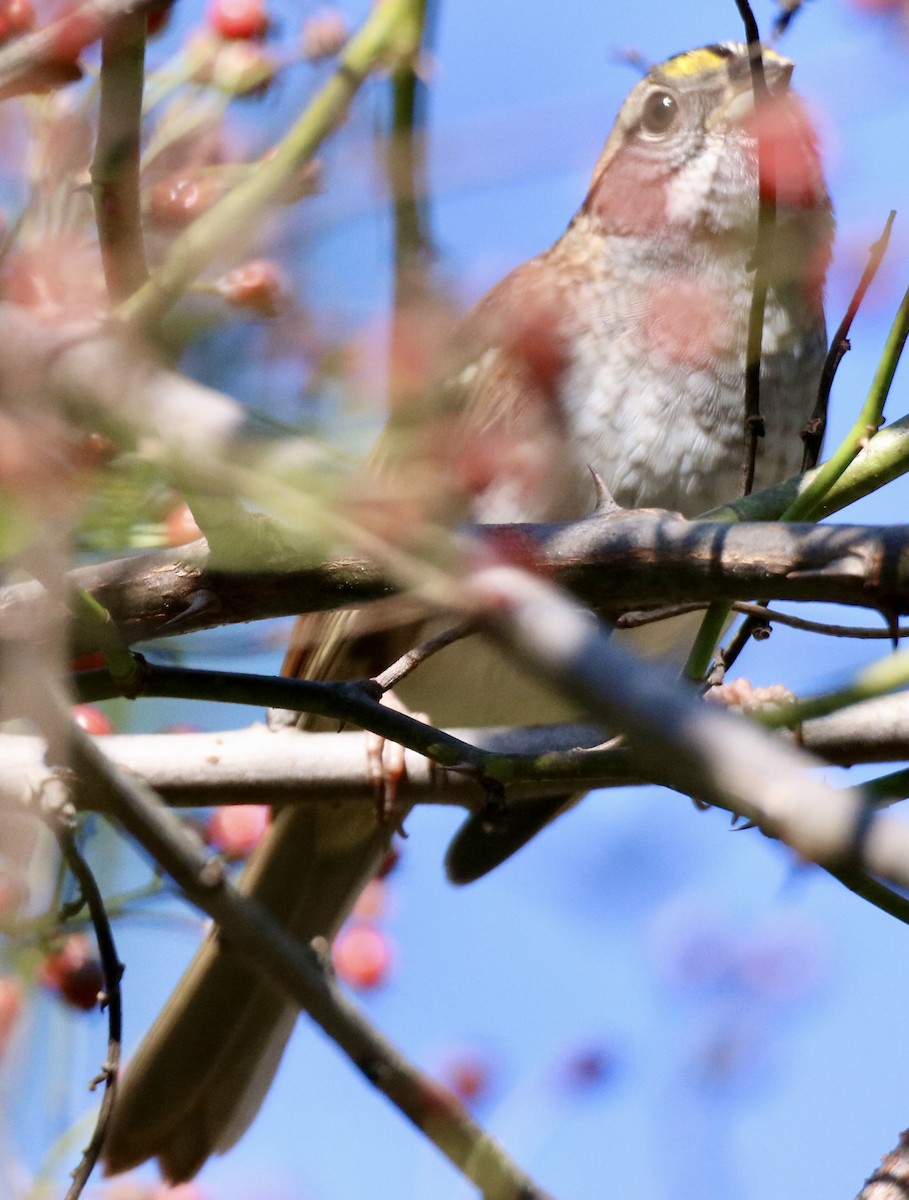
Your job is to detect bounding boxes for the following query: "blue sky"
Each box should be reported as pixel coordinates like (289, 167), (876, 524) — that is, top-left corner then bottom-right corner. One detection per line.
(8, 2), (909, 1199)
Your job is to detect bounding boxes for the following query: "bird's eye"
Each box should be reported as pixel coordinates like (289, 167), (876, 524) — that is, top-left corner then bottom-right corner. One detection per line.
(640, 89), (679, 136)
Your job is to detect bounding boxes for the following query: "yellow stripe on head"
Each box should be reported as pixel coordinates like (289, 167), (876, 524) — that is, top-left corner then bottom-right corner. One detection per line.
(660, 43), (788, 80)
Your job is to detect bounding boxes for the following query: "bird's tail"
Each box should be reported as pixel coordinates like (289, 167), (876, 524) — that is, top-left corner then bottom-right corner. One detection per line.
(103, 798), (393, 1183)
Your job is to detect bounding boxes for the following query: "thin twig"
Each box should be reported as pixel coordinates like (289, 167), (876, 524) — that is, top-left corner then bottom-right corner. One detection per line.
(771, 0), (806, 39)
(823, 861), (909, 927)
(713, 607), (770, 681)
(619, 600), (909, 640)
(46, 809), (122, 1200)
(388, 0), (433, 291)
(692, 1), (774, 681)
(374, 621), (475, 692)
(785, 281), (909, 521)
(801, 211), (896, 471)
(71, 658), (492, 775)
(735, 0), (774, 497)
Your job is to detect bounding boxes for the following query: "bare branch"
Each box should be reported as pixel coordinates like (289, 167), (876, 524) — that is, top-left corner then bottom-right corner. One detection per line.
(464, 563), (909, 890)
(40, 790), (123, 1200)
(34, 689), (556, 1200)
(7, 514), (909, 655)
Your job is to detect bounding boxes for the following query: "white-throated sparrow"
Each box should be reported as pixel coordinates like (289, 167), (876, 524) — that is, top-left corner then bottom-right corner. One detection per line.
(104, 42), (833, 1182)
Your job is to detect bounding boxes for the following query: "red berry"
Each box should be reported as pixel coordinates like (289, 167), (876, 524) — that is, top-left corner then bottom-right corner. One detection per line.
(39, 934), (105, 1011)
(60, 960), (106, 1010)
(207, 0), (269, 40)
(333, 923), (393, 991)
(0, 0), (34, 43)
(206, 805), (270, 858)
(217, 259), (285, 315)
(72, 704), (115, 735)
(442, 1051), (493, 1105)
(164, 500), (202, 546)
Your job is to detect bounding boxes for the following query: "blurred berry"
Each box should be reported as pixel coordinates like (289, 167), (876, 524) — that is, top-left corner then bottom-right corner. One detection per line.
(737, 914), (828, 1004)
(207, 0), (269, 40)
(164, 500), (203, 546)
(152, 1183), (207, 1200)
(74, 431), (119, 472)
(99, 1179), (157, 1200)
(746, 96), (826, 210)
(557, 1043), (618, 1095)
(351, 878), (388, 922)
(301, 7), (348, 59)
(148, 174), (218, 228)
(440, 1049), (494, 1105)
(39, 933), (105, 1011)
(210, 39), (275, 94)
(72, 704), (115, 735)
(217, 259), (286, 315)
(0, 0), (34, 44)
(333, 922), (393, 991)
(2, 236), (106, 318)
(647, 896), (736, 992)
(846, 0), (905, 12)
(206, 805), (270, 859)
(0, 974), (23, 1056)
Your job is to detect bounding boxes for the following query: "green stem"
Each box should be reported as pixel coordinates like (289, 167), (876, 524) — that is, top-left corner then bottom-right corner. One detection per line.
(686, 287), (909, 674)
(783, 282), (909, 522)
(684, 602), (730, 681)
(70, 589), (138, 682)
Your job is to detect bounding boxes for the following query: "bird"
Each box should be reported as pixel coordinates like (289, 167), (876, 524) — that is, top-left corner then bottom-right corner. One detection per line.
(103, 41), (833, 1182)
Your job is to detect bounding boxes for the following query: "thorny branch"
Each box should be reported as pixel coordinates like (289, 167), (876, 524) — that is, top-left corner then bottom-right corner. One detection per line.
(41, 792), (123, 1200)
(6, 514), (909, 656)
(735, 0), (774, 497)
(41, 692), (556, 1200)
(801, 211), (897, 471)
